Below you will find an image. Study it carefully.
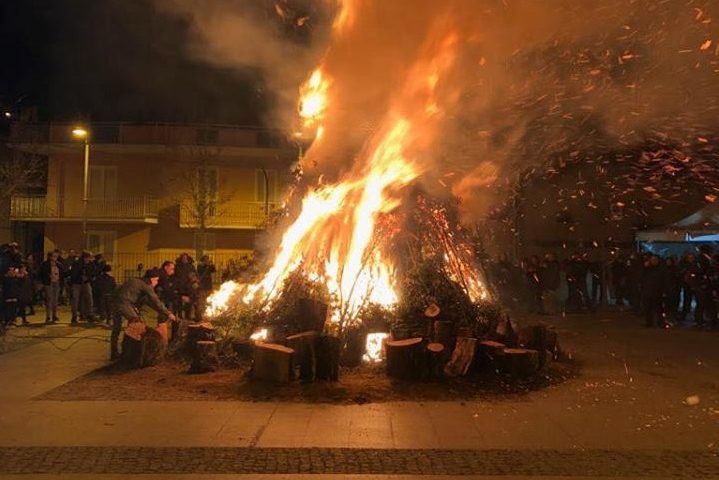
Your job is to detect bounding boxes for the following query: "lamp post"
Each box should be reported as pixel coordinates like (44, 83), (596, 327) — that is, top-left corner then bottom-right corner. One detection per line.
(72, 126), (90, 248)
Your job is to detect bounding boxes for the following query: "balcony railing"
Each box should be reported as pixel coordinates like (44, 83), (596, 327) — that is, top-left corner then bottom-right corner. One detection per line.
(10, 195), (159, 222)
(10, 122), (293, 149)
(180, 201), (280, 229)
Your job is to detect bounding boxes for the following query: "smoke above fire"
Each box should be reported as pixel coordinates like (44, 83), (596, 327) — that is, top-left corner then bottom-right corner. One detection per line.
(157, 0), (718, 222)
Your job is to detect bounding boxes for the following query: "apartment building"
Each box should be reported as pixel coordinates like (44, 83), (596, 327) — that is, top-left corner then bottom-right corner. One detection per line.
(9, 122), (296, 281)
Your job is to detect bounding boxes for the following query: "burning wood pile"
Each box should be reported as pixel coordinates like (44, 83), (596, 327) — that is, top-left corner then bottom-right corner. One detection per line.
(193, 1), (564, 385)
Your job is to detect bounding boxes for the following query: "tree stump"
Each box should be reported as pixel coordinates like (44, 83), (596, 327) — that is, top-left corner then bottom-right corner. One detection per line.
(340, 327), (366, 367)
(444, 337), (477, 377)
(518, 323), (558, 368)
(315, 335), (341, 381)
(121, 324), (166, 369)
(189, 340), (219, 373)
(253, 342), (294, 383)
(386, 337), (425, 380)
(185, 322), (215, 356)
(426, 342), (446, 378)
(476, 340), (506, 372)
(286, 331), (318, 383)
(432, 320), (454, 350)
(502, 348), (540, 377)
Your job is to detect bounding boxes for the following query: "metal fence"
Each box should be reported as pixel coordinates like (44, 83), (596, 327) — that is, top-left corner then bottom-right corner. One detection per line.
(11, 195), (159, 220)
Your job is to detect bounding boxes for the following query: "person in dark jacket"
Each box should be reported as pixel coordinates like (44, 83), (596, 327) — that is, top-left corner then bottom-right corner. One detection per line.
(197, 255), (216, 321)
(70, 252), (96, 323)
(2, 267), (21, 327)
(611, 255), (628, 306)
(679, 252), (699, 323)
(110, 269), (176, 360)
(641, 255), (665, 327)
(96, 264), (117, 324)
(663, 257), (681, 324)
(156, 261), (179, 341)
(40, 251), (65, 323)
(16, 265), (34, 325)
(91, 254), (107, 317)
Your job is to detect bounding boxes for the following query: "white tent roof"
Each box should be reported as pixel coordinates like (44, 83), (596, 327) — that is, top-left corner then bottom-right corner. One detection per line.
(636, 203), (719, 242)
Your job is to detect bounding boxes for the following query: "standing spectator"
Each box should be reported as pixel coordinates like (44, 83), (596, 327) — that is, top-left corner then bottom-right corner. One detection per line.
(16, 265), (34, 325)
(694, 246), (716, 328)
(25, 254), (38, 315)
(156, 260), (178, 340)
(566, 253), (588, 311)
(92, 254), (106, 317)
(663, 257), (681, 324)
(679, 252), (699, 323)
(628, 253), (645, 314)
(40, 251), (64, 324)
(588, 258), (604, 306)
(95, 264), (117, 324)
(610, 254), (628, 306)
(197, 255), (216, 320)
(2, 267), (20, 328)
(62, 249), (77, 306)
(540, 253), (561, 314)
(70, 252), (96, 324)
(641, 255), (665, 327)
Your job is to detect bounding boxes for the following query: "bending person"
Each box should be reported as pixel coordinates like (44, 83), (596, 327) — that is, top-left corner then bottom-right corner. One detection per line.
(111, 268), (176, 360)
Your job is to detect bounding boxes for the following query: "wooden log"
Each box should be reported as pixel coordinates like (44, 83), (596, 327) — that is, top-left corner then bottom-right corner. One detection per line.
(444, 337), (477, 377)
(340, 328), (366, 367)
(314, 335), (340, 381)
(185, 322), (215, 356)
(502, 348), (540, 377)
(385, 337), (425, 380)
(475, 340), (506, 373)
(189, 340), (219, 373)
(518, 323), (558, 368)
(232, 339), (254, 361)
(253, 342), (294, 383)
(426, 342), (446, 378)
(286, 331), (318, 383)
(120, 323), (166, 369)
(432, 320), (454, 350)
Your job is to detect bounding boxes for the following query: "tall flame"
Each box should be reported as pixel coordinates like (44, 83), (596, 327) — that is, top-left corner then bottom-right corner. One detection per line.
(207, 27), (488, 328)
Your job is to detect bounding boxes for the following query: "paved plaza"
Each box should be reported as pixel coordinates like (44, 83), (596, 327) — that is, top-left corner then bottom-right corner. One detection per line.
(0, 309), (717, 479)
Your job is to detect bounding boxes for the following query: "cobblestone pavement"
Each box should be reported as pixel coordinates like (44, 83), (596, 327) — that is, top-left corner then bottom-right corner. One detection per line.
(1, 447), (718, 477)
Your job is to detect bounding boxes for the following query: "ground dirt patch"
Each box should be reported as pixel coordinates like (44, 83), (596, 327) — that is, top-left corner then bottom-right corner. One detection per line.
(39, 358), (577, 403)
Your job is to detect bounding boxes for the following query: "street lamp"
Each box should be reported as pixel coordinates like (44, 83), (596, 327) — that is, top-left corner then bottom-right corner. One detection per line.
(72, 126), (90, 248)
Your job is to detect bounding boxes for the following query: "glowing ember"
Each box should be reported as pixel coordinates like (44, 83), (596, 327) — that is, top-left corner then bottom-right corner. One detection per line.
(363, 332), (389, 363)
(250, 328), (269, 342)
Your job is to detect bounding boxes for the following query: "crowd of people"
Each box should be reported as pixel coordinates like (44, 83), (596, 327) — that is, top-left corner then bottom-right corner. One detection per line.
(486, 247), (719, 330)
(0, 242), (217, 332)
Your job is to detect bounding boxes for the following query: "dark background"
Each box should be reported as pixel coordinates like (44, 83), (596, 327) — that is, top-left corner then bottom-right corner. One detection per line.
(0, 0), (269, 124)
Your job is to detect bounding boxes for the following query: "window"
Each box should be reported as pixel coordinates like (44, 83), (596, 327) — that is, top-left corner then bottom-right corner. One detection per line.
(196, 166), (219, 217)
(87, 231), (116, 261)
(89, 166), (117, 200)
(255, 169), (278, 203)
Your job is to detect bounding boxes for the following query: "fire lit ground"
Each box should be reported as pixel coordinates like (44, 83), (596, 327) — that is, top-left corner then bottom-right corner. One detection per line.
(0, 310), (717, 478)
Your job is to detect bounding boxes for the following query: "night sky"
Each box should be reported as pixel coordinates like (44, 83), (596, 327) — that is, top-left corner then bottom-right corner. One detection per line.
(0, 0), (267, 124)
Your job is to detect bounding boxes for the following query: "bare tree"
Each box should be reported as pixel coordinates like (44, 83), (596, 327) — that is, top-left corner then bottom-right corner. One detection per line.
(167, 146), (233, 259)
(0, 139), (46, 242)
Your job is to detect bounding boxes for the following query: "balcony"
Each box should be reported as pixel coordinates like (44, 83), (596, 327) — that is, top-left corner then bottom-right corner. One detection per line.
(11, 195), (159, 223)
(179, 201), (280, 229)
(9, 122), (292, 149)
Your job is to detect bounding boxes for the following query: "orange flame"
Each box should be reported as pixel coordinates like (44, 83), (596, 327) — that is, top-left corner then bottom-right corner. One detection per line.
(207, 31), (488, 327)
